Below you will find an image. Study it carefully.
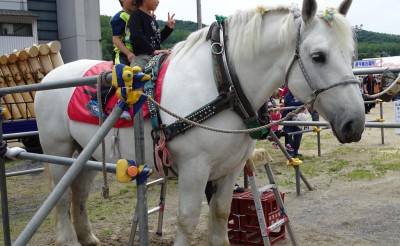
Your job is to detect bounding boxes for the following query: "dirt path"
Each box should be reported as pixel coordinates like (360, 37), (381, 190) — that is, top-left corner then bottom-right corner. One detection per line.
(3, 101), (400, 246)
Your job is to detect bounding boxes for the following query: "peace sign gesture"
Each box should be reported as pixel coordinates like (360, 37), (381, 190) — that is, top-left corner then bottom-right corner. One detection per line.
(167, 12), (176, 29)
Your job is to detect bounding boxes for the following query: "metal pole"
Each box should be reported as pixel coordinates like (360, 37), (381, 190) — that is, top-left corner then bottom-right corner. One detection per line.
(243, 173), (249, 189)
(280, 121), (400, 128)
(134, 109), (149, 246)
(196, 0), (202, 30)
(0, 74), (111, 96)
(268, 131), (301, 195)
(380, 103), (385, 144)
(17, 152), (116, 173)
(156, 178), (167, 236)
(6, 168), (44, 177)
(353, 67), (400, 75)
(3, 131), (38, 140)
(317, 131), (321, 157)
(0, 111), (11, 246)
(13, 105), (124, 246)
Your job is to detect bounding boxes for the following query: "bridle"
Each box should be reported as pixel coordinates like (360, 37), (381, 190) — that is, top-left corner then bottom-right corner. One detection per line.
(284, 21), (360, 109)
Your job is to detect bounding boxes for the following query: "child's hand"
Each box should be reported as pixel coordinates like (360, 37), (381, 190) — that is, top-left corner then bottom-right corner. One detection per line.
(153, 50), (170, 55)
(167, 12), (175, 29)
(127, 52), (135, 62)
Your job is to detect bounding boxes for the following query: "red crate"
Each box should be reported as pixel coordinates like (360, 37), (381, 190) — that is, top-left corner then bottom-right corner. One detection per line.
(238, 191), (284, 217)
(228, 229), (242, 244)
(228, 189), (286, 245)
(241, 229), (286, 246)
(231, 189), (252, 214)
(228, 214), (243, 230)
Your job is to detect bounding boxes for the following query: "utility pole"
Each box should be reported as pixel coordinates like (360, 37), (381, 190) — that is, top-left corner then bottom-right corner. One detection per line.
(196, 0), (202, 30)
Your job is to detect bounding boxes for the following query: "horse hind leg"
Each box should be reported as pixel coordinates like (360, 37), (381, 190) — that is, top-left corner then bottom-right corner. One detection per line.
(46, 142), (82, 246)
(50, 165), (81, 246)
(71, 167), (100, 246)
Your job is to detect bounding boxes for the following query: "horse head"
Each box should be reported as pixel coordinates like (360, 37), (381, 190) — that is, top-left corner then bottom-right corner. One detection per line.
(285, 0), (365, 143)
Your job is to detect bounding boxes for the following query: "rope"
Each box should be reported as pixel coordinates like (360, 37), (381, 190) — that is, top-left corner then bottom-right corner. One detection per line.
(149, 97), (312, 134)
(364, 73), (400, 99)
(98, 71), (109, 199)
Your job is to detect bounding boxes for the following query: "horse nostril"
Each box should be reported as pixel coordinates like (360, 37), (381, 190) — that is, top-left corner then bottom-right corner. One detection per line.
(343, 120), (354, 133)
(342, 120), (363, 142)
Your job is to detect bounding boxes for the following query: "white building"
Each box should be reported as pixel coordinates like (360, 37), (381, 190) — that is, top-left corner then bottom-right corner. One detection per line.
(0, 0), (101, 63)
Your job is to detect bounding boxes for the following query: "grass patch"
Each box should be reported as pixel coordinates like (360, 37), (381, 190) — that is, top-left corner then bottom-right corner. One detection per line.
(373, 162), (400, 173)
(4, 159), (25, 169)
(276, 178), (294, 187)
(328, 159), (349, 173)
(345, 169), (375, 180)
(99, 228), (114, 236)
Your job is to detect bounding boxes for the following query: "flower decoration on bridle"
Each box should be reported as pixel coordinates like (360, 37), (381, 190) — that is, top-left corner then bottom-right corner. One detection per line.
(289, 3), (301, 18)
(322, 7), (336, 25)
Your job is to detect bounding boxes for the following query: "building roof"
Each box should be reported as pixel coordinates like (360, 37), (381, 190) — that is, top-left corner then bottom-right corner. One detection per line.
(0, 9), (39, 18)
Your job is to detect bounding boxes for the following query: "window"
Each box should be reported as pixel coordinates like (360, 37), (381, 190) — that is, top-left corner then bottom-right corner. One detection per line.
(0, 23), (33, 36)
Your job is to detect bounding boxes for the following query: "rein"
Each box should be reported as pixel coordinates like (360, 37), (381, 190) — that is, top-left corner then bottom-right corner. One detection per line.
(285, 22), (360, 110)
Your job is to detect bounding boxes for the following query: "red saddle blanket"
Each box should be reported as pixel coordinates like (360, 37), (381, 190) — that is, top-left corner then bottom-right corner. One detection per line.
(68, 60), (168, 128)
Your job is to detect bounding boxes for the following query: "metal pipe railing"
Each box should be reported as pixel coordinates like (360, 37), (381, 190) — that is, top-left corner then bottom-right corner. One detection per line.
(0, 74), (111, 96)
(13, 104), (124, 246)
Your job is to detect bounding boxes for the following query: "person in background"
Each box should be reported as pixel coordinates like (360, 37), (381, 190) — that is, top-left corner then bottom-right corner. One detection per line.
(129, 0), (175, 69)
(282, 90), (304, 158)
(363, 73), (377, 114)
(268, 103), (294, 155)
(310, 110), (319, 122)
(86, 0), (135, 120)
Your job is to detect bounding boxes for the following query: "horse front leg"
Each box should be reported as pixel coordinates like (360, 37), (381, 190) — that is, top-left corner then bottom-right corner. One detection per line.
(70, 169), (100, 246)
(174, 166), (210, 246)
(49, 165), (81, 246)
(207, 165), (244, 246)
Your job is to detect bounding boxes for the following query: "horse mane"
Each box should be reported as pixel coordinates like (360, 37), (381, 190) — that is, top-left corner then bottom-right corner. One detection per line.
(171, 5), (355, 63)
(320, 11), (355, 53)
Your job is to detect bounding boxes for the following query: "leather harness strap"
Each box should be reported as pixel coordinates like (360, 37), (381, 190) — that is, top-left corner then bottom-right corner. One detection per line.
(161, 20), (260, 141)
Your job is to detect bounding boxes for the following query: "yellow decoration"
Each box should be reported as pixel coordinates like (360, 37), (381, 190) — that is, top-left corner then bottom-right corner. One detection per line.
(116, 159), (133, 183)
(0, 107), (7, 115)
(115, 87), (149, 105)
(313, 126), (322, 133)
(138, 164), (153, 176)
(286, 158), (302, 166)
(377, 118), (385, 123)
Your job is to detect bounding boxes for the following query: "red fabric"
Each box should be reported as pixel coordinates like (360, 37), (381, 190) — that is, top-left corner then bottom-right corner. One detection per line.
(68, 61), (133, 128)
(67, 59), (169, 127)
(269, 111), (281, 132)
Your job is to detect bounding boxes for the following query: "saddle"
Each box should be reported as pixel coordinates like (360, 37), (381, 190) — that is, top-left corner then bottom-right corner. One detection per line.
(67, 57), (169, 128)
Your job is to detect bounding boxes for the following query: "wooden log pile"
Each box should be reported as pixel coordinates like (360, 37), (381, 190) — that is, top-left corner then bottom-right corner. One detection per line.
(0, 41), (64, 120)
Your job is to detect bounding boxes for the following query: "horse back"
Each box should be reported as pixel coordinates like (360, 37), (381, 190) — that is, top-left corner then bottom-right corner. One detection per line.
(34, 59), (105, 155)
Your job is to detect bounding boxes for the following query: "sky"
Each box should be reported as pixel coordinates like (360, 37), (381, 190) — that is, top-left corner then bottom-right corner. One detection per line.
(99, 0), (400, 35)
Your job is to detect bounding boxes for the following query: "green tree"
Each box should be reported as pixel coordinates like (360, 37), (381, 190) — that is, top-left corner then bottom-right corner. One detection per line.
(100, 16), (204, 60)
(100, 16), (400, 61)
(356, 29), (400, 59)
(100, 15), (113, 61)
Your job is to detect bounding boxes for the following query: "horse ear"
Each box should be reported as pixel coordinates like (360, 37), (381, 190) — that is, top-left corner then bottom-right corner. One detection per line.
(302, 0), (317, 25)
(337, 0), (353, 16)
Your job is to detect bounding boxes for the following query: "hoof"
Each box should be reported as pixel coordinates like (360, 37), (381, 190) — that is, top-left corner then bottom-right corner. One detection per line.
(78, 234), (100, 246)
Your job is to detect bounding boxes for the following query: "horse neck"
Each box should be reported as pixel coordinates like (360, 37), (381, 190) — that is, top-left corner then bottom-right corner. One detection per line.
(227, 12), (296, 111)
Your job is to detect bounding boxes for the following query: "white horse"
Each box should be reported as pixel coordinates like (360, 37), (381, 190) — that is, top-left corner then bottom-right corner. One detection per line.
(34, 0), (364, 245)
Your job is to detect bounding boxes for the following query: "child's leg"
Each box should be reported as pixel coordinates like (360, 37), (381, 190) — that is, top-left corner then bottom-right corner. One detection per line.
(130, 54), (153, 70)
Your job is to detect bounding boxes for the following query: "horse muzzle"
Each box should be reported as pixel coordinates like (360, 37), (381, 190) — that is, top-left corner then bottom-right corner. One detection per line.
(330, 113), (365, 143)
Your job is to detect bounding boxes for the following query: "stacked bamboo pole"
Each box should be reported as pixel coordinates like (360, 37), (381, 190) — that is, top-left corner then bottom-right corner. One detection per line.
(0, 41), (64, 120)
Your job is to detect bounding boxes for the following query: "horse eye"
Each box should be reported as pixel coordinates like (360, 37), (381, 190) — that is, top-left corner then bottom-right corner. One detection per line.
(311, 52), (326, 63)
